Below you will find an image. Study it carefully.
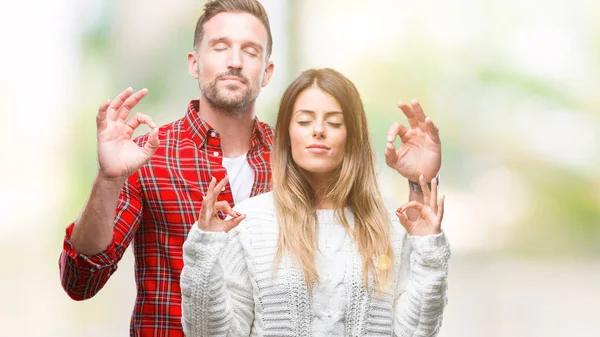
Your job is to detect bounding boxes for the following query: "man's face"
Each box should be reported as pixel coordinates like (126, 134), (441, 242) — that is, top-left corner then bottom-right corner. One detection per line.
(188, 12), (274, 115)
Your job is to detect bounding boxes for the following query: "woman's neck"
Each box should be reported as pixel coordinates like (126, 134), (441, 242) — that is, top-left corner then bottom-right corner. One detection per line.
(300, 170), (336, 210)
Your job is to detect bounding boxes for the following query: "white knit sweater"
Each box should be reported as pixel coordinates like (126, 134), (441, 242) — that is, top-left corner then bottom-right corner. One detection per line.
(180, 192), (450, 337)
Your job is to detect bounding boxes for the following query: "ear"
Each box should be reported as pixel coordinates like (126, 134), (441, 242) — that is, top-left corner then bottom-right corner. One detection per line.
(261, 61), (275, 87)
(187, 51), (199, 80)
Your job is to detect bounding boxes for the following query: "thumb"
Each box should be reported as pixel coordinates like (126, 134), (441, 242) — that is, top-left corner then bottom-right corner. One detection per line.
(223, 214), (246, 232)
(143, 128), (160, 157)
(385, 142), (398, 167)
(395, 208), (413, 232)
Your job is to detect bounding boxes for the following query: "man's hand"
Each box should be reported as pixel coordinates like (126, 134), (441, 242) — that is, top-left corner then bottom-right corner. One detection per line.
(196, 176), (246, 232)
(96, 87), (159, 182)
(385, 99), (441, 182)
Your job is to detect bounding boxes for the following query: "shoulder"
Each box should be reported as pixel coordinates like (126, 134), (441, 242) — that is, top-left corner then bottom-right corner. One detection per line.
(234, 192), (276, 215)
(256, 120), (274, 145)
(257, 120), (273, 134)
(232, 192), (278, 234)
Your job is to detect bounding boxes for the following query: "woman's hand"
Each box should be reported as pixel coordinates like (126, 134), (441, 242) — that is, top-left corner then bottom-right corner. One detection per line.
(196, 176), (245, 232)
(396, 175), (445, 236)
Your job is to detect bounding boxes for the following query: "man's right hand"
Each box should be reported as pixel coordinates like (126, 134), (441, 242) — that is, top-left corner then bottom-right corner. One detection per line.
(96, 87), (159, 182)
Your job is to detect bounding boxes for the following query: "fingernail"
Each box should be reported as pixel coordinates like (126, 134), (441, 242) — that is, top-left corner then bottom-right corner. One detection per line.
(236, 212), (241, 216)
(396, 207), (402, 213)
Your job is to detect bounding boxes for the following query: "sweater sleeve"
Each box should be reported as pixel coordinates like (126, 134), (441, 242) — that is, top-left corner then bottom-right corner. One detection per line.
(393, 231), (450, 337)
(180, 225), (254, 337)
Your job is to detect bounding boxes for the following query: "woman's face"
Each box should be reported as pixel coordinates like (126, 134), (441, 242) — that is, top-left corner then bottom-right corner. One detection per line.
(289, 86), (347, 182)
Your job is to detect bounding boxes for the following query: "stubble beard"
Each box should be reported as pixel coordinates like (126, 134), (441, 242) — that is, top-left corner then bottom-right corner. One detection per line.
(201, 70), (259, 116)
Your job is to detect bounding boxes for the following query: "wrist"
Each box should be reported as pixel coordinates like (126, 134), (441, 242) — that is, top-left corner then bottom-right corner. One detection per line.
(95, 173), (127, 190)
(408, 174), (440, 193)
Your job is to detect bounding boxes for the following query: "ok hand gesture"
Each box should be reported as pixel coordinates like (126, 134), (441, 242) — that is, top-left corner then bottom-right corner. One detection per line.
(396, 175), (445, 236)
(196, 176), (246, 232)
(385, 99), (441, 182)
(96, 87), (159, 181)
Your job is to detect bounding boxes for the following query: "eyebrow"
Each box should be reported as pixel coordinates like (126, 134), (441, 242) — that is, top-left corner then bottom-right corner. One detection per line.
(294, 109), (343, 115)
(207, 37), (264, 52)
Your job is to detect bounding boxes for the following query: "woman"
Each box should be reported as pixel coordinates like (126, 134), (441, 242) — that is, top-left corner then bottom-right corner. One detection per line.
(180, 68), (450, 336)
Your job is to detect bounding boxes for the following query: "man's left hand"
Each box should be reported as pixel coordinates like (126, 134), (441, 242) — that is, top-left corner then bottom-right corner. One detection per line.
(385, 99), (441, 182)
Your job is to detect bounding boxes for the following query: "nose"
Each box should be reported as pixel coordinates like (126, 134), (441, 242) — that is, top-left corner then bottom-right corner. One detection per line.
(226, 47), (243, 70)
(312, 120), (325, 139)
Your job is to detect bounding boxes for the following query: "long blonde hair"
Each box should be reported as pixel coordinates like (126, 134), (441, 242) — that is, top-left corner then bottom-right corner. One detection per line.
(272, 68), (393, 292)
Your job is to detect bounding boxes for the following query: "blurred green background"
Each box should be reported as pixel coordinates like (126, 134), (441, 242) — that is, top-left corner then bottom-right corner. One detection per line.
(0, 0), (598, 336)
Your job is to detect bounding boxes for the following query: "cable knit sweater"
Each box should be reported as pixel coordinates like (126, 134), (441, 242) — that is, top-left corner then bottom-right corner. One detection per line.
(180, 192), (450, 337)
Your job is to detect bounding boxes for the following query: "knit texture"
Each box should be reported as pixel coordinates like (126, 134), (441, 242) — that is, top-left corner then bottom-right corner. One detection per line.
(180, 192), (450, 337)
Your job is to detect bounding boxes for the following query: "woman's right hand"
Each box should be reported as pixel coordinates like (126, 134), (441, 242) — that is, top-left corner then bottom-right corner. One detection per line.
(197, 176), (246, 232)
(96, 87), (160, 182)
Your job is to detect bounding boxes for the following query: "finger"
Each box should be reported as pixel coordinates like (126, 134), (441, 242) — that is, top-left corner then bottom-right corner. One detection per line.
(118, 88), (148, 121)
(200, 178), (217, 223)
(203, 177), (217, 205)
(430, 176), (438, 214)
(214, 200), (233, 215)
(96, 99), (111, 131)
(213, 176), (229, 199)
(198, 196), (215, 227)
(410, 99), (427, 127)
(419, 175), (431, 206)
(222, 214), (246, 232)
(226, 208), (243, 218)
(437, 195), (445, 224)
(400, 201), (425, 214)
(142, 127), (160, 158)
(395, 208), (414, 234)
(108, 87), (134, 120)
(386, 122), (409, 142)
(384, 142), (398, 167)
(424, 117), (441, 144)
(397, 100), (418, 129)
(125, 112), (157, 133)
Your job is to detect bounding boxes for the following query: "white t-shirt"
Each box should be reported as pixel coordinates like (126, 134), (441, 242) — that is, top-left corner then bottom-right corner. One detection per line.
(222, 154), (254, 204)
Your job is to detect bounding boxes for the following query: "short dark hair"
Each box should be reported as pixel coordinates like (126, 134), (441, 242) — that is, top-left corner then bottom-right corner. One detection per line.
(193, 0), (273, 58)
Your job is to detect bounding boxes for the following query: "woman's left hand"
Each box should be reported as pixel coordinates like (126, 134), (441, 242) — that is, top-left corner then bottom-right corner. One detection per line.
(385, 99), (441, 182)
(396, 175), (445, 236)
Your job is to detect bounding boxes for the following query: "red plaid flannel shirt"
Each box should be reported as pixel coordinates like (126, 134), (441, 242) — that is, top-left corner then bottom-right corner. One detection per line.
(59, 100), (273, 336)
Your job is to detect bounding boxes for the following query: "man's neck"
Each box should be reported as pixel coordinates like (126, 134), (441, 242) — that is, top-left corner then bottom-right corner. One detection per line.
(198, 97), (256, 158)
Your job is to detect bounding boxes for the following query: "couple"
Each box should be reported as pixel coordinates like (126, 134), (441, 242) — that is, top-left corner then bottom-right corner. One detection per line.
(59, 0), (449, 336)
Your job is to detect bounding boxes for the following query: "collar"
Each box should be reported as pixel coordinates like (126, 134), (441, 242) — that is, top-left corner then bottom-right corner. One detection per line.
(184, 100), (271, 148)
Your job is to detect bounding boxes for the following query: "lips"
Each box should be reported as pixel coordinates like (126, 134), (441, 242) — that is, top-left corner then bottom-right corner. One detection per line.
(307, 144), (331, 150)
(219, 76), (246, 84)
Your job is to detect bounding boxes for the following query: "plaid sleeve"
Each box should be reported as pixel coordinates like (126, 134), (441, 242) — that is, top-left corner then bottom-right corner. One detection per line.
(58, 172), (143, 301)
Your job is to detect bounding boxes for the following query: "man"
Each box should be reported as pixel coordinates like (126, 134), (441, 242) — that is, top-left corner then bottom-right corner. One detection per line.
(59, 0), (442, 336)
(60, 1), (275, 335)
